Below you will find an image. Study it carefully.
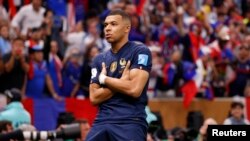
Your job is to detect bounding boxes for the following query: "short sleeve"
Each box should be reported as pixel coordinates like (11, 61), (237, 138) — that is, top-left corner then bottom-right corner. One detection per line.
(90, 55), (101, 85)
(130, 45), (152, 73)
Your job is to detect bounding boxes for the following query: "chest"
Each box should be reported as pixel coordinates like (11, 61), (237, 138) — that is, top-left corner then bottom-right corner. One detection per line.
(104, 51), (134, 77)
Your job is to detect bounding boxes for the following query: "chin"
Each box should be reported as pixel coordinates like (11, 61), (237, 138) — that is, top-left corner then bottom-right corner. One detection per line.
(106, 39), (115, 43)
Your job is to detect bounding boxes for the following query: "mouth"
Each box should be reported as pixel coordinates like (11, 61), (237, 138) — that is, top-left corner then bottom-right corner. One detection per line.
(105, 34), (112, 38)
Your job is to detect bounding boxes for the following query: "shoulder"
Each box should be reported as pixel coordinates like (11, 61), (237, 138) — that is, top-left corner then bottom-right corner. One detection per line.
(94, 51), (110, 61)
(130, 41), (150, 53)
(19, 4), (32, 13)
(223, 118), (232, 125)
(0, 110), (9, 118)
(40, 7), (46, 14)
(92, 51), (109, 66)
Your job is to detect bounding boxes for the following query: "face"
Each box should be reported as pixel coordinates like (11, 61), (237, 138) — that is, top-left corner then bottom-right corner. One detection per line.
(45, 11), (53, 24)
(104, 15), (130, 43)
(76, 21), (83, 32)
(231, 106), (243, 119)
(32, 30), (42, 41)
(32, 0), (42, 10)
(171, 51), (181, 63)
(163, 16), (172, 27)
(0, 26), (9, 39)
(89, 47), (99, 59)
(13, 40), (24, 55)
(124, 4), (136, 15)
(50, 41), (58, 54)
(88, 20), (98, 35)
(238, 45), (250, 60)
(131, 15), (139, 29)
(34, 51), (43, 62)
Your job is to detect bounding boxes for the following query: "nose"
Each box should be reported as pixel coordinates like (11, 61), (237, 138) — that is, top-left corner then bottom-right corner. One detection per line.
(105, 25), (111, 32)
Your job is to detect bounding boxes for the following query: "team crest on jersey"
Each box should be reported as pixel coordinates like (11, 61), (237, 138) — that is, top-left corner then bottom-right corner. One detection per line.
(110, 61), (117, 73)
(119, 58), (126, 68)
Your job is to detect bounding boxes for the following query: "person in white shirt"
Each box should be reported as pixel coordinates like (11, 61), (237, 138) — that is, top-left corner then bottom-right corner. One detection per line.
(65, 20), (86, 58)
(223, 101), (250, 125)
(11, 0), (45, 38)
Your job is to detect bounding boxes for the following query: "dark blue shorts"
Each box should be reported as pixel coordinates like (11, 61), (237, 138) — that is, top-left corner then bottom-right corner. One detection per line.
(86, 123), (147, 141)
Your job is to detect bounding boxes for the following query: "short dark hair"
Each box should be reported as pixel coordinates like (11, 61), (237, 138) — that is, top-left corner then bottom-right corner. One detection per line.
(4, 88), (22, 102)
(12, 37), (24, 43)
(107, 9), (131, 24)
(0, 120), (12, 133)
(231, 101), (244, 109)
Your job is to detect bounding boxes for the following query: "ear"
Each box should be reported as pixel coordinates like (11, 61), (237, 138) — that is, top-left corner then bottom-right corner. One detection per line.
(124, 25), (131, 33)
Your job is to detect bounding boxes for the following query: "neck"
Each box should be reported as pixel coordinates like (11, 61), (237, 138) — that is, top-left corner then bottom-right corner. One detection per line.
(111, 37), (128, 53)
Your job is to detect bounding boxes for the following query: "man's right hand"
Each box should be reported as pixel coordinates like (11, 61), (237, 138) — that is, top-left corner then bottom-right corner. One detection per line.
(99, 62), (107, 84)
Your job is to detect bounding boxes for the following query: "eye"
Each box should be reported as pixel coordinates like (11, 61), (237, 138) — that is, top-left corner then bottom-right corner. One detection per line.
(111, 22), (117, 26)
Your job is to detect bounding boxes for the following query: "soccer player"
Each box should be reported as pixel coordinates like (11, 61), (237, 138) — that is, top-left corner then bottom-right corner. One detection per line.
(86, 10), (152, 141)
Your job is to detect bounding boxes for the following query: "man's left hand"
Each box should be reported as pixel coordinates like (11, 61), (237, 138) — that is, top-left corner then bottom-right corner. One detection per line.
(121, 60), (130, 80)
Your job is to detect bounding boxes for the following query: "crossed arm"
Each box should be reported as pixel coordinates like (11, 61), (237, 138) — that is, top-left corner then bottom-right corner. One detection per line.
(89, 61), (149, 105)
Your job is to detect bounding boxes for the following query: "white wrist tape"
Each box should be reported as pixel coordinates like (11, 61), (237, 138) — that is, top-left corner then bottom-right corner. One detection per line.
(99, 74), (107, 85)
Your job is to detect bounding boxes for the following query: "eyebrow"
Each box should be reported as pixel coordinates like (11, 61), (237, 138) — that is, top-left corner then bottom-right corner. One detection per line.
(104, 21), (118, 24)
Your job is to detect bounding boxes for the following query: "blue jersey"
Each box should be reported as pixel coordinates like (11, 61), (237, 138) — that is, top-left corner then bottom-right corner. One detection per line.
(91, 41), (152, 126)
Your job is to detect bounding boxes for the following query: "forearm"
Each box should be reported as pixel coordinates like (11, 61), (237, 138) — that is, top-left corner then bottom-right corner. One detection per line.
(5, 56), (15, 72)
(105, 77), (137, 98)
(90, 85), (114, 105)
(70, 83), (80, 97)
(20, 58), (29, 72)
(46, 76), (57, 96)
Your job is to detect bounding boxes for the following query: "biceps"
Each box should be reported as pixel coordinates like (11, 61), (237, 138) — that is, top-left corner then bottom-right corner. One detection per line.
(130, 69), (149, 91)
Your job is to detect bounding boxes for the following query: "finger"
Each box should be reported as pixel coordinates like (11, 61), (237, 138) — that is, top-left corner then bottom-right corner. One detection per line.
(101, 62), (107, 74)
(102, 62), (106, 69)
(124, 60), (131, 70)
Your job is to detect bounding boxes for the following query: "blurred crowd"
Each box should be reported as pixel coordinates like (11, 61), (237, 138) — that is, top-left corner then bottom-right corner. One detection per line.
(0, 0), (250, 100)
(0, 0), (250, 140)
(0, 0), (249, 101)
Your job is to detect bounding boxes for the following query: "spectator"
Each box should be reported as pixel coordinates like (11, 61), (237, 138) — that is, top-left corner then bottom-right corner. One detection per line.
(25, 27), (44, 51)
(1, 38), (29, 96)
(129, 14), (146, 43)
(82, 18), (110, 53)
(197, 118), (217, 141)
(47, 40), (63, 96)
(161, 50), (196, 97)
(42, 10), (64, 61)
(223, 101), (250, 125)
(147, 44), (163, 98)
(61, 48), (83, 98)
(0, 88), (31, 129)
(0, 22), (11, 57)
(64, 20), (87, 59)
(26, 45), (61, 100)
(229, 43), (250, 97)
(80, 46), (100, 98)
(11, 0), (45, 38)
